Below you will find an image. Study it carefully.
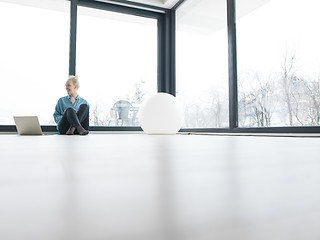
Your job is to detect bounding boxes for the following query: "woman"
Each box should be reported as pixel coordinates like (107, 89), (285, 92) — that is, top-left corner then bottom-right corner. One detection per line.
(53, 75), (90, 135)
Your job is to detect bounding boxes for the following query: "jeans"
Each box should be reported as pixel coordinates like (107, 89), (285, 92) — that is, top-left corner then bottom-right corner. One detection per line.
(58, 104), (89, 134)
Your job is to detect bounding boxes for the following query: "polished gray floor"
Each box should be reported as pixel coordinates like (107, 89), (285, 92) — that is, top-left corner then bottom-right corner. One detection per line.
(0, 133), (320, 240)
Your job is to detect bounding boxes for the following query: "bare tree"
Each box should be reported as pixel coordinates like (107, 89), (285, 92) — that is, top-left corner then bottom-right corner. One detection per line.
(238, 73), (275, 127)
(90, 104), (110, 126)
(301, 77), (320, 125)
(280, 51), (297, 126)
(239, 50), (320, 127)
(90, 104), (100, 126)
(206, 90), (227, 128)
(238, 78), (249, 127)
(127, 80), (146, 105)
(183, 103), (202, 128)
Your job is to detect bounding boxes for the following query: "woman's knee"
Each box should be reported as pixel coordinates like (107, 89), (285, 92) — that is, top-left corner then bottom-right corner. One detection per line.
(65, 107), (76, 113)
(79, 104), (89, 112)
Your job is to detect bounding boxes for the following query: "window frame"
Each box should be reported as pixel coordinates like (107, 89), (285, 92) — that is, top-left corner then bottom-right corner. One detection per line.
(0, 0), (175, 132)
(2, 0), (320, 133)
(175, 0), (320, 134)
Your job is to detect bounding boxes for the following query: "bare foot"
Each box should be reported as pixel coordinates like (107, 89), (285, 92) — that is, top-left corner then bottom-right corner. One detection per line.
(77, 125), (89, 135)
(66, 126), (75, 135)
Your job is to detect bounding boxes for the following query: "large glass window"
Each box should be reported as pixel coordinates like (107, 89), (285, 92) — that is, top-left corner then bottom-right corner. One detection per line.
(176, 0), (229, 128)
(76, 7), (157, 127)
(237, 0), (320, 127)
(0, 0), (69, 125)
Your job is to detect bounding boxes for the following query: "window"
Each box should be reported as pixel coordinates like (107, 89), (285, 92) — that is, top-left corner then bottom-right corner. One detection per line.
(176, 0), (229, 128)
(0, 0), (69, 125)
(237, 0), (320, 127)
(76, 6), (157, 127)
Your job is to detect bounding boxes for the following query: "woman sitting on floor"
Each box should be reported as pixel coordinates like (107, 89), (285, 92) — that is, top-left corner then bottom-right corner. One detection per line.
(53, 75), (90, 135)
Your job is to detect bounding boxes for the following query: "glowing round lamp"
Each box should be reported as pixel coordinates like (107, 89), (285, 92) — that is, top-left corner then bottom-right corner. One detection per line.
(139, 93), (182, 134)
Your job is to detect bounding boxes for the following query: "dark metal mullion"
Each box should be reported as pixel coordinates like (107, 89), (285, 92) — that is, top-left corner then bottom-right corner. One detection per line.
(179, 126), (320, 134)
(2, 125), (320, 133)
(95, 0), (167, 12)
(157, 14), (167, 93)
(163, 12), (170, 94)
(227, 0), (238, 129)
(157, 10), (175, 95)
(77, 0), (162, 19)
(172, 0), (186, 10)
(169, 9), (176, 96)
(69, 0), (77, 76)
(157, 15), (164, 93)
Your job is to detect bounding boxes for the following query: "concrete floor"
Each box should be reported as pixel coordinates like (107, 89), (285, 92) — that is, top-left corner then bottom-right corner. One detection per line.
(0, 133), (320, 240)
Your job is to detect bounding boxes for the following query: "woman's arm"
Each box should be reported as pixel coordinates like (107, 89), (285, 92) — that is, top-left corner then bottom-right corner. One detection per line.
(53, 99), (63, 124)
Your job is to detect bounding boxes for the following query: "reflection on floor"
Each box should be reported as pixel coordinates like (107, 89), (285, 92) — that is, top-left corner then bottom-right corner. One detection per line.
(0, 133), (320, 240)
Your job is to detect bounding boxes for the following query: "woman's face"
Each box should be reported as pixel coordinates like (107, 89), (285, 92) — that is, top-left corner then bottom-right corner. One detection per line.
(65, 80), (77, 96)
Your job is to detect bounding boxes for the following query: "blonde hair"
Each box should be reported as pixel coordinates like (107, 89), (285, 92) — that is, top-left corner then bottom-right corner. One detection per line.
(68, 75), (79, 89)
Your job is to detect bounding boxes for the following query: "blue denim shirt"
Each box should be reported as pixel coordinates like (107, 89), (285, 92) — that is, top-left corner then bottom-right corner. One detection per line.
(53, 95), (89, 129)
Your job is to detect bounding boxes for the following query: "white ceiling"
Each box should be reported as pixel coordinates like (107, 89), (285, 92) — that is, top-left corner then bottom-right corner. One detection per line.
(176, 0), (271, 34)
(128, 0), (272, 34)
(0, 0), (271, 13)
(0, 0), (181, 10)
(125, 0), (271, 12)
(0, 0), (272, 34)
(125, 0), (181, 9)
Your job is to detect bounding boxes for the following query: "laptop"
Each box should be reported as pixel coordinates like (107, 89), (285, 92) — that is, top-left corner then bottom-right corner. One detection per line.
(14, 116), (43, 135)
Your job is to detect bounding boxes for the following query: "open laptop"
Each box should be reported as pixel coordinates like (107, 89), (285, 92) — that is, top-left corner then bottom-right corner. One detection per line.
(14, 116), (43, 135)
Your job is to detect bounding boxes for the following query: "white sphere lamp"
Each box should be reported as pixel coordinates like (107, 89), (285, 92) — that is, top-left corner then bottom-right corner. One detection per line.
(139, 93), (182, 134)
